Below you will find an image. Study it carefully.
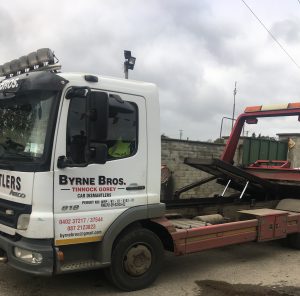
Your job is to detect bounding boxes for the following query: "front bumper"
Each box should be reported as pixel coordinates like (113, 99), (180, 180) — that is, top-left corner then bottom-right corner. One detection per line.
(0, 233), (54, 275)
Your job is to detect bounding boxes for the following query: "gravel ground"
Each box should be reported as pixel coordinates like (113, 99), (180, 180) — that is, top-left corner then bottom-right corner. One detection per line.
(0, 241), (299, 296)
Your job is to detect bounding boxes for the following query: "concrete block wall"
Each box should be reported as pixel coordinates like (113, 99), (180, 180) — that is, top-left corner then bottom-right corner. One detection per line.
(161, 138), (229, 199)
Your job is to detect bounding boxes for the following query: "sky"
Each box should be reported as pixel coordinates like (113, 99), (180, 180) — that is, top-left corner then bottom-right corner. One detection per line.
(1, 0), (300, 141)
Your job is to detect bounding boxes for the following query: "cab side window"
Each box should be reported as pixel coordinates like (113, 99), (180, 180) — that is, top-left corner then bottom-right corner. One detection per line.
(66, 92), (138, 164)
(106, 95), (138, 159)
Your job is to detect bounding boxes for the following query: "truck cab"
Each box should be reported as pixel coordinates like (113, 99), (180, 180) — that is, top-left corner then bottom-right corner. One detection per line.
(0, 49), (164, 286)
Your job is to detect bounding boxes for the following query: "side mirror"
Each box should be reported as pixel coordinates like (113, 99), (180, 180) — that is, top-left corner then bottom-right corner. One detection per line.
(57, 143), (107, 169)
(89, 92), (108, 142)
(90, 144), (107, 164)
(57, 155), (70, 169)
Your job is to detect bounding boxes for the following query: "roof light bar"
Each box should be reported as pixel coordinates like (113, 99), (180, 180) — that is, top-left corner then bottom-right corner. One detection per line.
(245, 102), (300, 113)
(19, 56), (29, 71)
(10, 59), (20, 74)
(261, 103), (289, 111)
(244, 105), (262, 113)
(28, 52), (39, 67)
(37, 48), (54, 64)
(0, 48), (58, 78)
(3, 63), (11, 76)
(288, 102), (300, 109)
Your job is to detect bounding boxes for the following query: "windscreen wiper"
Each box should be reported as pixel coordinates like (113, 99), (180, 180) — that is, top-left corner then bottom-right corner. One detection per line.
(0, 91), (16, 99)
(3, 90), (17, 95)
(4, 152), (38, 161)
(0, 160), (14, 170)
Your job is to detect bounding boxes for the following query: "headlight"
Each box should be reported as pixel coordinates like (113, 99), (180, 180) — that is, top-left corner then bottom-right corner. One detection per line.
(14, 247), (43, 264)
(17, 214), (30, 230)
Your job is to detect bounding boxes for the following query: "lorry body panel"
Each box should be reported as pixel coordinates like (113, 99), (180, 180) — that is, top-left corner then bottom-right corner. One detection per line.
(0, 170), (34, 205)
(21, 171), (54, 238)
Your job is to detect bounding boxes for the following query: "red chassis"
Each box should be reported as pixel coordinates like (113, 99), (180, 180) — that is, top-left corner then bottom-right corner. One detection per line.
(153, 208), (300, 255)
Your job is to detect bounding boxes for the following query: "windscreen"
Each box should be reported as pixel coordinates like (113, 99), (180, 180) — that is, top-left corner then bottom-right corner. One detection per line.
(0, 90), (57, 162)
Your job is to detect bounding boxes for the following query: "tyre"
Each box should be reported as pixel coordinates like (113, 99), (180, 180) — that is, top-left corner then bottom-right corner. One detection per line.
(286, 233), (300, 249)
(105, 228), (164, 291)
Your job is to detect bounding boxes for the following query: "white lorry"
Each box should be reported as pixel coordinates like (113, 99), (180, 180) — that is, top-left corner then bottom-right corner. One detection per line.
(0, 49), (299, 291)
(0, 48), (164, 291)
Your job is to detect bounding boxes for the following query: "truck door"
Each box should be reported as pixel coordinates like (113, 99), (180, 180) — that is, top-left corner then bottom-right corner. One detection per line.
(53, 89), (147, 246)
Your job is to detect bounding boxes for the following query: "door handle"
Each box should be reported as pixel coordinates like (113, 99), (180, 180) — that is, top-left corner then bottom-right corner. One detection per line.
(126, 185), (145, 191)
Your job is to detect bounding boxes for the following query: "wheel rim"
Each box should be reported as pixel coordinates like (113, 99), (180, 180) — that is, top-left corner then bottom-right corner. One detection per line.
(123, 244), (152, 277)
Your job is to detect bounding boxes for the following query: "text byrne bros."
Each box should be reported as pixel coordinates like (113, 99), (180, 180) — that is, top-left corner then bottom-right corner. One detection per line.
(59, 175), (125, 186)
(0, 174), (125, 196)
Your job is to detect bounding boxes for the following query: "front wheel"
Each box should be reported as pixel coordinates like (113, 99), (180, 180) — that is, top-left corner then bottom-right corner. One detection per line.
(105, 228), (164, 291)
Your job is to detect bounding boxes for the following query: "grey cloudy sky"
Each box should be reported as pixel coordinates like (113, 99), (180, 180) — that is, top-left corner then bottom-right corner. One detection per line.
(1, 0), (300, 140)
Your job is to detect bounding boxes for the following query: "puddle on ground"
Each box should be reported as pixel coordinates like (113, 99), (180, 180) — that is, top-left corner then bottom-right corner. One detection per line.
(195, 280), (300, 296)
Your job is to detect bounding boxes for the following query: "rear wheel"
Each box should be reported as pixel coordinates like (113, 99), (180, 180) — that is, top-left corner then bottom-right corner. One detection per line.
(105, 228), (164, 291)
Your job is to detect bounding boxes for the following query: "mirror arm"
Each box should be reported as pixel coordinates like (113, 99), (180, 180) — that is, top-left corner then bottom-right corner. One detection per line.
(65, 86), (91, 100)
(57, 155), (89, 169)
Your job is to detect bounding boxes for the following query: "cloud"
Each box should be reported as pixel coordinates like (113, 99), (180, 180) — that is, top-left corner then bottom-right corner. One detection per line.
(1, 0), (300, 140)
(0, 8), (17, 56)
(271, 19), (300, 44)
